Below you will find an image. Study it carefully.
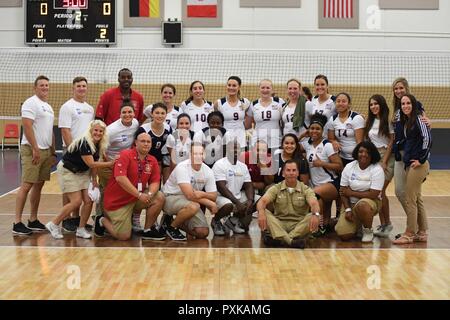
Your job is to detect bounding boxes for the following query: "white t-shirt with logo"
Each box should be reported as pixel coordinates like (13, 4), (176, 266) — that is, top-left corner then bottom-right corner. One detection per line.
(368, 118), (394, 149)
(340, 160), (385, 204)
(21, 95), (54, 149)
(163, 159), (217, 195)
(106, 118), (139, 160)
(212, 157), (251, 199)
(58, 98), (95, 147)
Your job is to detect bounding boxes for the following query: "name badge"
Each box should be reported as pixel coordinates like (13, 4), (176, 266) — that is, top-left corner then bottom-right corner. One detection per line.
(138, 183), (143, 192)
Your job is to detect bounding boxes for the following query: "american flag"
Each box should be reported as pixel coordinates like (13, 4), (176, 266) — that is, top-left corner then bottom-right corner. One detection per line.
(323, 0), (353, 18)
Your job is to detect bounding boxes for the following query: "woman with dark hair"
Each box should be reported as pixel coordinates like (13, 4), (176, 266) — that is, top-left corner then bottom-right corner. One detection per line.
(166, 113), (195, 173)
(143, 83), (179, 131)
(193, 111), (231, 167)
(302, 74), (336, 141)
(364, 94), (395, 238)
(300, 113), (343, 234)
(301, 86), (313, 101)
(181, 80), (213, 132)
(335, 141), (384, 243)
(272, 133), (309, 185)
(328, 92), (365, 167)
(214, 76), (250, 149)
(393, 94), (432, 245)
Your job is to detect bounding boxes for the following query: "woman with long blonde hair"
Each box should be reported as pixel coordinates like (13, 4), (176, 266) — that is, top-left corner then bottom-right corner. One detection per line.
(46, 120), (114, 239)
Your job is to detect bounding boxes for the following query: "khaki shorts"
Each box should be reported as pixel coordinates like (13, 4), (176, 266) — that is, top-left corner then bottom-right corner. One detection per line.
(335, 198), (381, 236)
(56, 161), (90, 193)
(378, 147), (395, 182)
(163, 194), (208, 231)
(20, 144), (53, 183)
(105, 191), (162, 236)
(97, 167), (113, 188)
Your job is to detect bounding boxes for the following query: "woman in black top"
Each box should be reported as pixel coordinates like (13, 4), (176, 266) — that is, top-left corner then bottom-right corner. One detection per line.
(46, 120), (114, 240)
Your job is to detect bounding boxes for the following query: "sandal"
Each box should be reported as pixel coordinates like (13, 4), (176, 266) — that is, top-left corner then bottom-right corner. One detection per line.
(414, 232), (428, 242)
(392, 234), (414, 245)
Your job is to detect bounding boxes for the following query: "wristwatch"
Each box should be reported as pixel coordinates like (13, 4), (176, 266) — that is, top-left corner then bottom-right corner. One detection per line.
(313, 212), (320, 217)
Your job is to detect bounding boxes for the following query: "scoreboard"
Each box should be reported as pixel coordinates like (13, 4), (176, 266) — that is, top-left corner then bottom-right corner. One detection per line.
(25, 0), (116, 45)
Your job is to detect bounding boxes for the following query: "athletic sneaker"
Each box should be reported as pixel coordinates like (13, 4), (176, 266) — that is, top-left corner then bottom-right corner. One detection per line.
(62, 219), (77, 233)
(142, 226), (166, 241)
(374, 224), (393, 238)
(76, 227), (92, 239)
(159, 214), (174, 234)
(27, 219), (46, 231)
(46, 222), (64, 239)
(224, 216), (246, 234)
(12, 222), (32, 235)
(211, 218), (226, 236)
(94, 215), (105, 237)
(166, 225), (187, 241)
(361, 227), (374, 243)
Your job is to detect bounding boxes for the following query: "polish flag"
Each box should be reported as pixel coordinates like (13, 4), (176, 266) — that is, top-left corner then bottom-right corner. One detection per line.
(187, 0), (217, 18)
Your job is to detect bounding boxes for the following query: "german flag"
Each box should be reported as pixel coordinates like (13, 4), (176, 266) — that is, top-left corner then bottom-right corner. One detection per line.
(129, 0), (160, 18)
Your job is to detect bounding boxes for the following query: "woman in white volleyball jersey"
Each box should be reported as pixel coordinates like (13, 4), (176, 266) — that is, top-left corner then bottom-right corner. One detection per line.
(181, 80), (213, 133)
(363, 94), (395, 238)
(143, 83), (180, 131)
(327, 92), (365, 167)
(281, 79), (308, 140)
(302, 74), (337, 141)
(214, 76), (250, 149)
(166, 113), (195, 174)
(300, 114), (343, 235)
(245, 79), (284, 151)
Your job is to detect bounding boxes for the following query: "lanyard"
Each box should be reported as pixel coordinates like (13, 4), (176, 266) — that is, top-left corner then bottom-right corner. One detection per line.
(136, 149), (149, 185)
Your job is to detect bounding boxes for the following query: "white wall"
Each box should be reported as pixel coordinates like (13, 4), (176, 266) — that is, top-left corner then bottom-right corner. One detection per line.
(0, 0), (449, 50)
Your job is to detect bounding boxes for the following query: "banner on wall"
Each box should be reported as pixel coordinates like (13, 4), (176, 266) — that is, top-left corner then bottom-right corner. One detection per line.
(379, 0), (439, 10)
(124, 0), (164, 27)
(318, 0), (359, 29)
(182, 0), (222, 27)
(187, 0), (217, 18)
(129, 0), (160, 18)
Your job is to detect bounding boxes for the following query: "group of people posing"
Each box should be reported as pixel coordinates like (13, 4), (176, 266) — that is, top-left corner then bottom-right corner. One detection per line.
(12, 69), (432, 248)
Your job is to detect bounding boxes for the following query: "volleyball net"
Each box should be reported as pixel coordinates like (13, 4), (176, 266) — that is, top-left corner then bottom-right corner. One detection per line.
(0, 48), (449, 122)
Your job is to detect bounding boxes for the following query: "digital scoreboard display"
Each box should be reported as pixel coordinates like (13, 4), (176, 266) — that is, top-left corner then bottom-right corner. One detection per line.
(25, 0), (116, 45)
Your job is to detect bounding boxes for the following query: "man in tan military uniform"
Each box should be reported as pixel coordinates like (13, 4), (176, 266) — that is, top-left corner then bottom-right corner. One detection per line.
(257, 160), (321, 248)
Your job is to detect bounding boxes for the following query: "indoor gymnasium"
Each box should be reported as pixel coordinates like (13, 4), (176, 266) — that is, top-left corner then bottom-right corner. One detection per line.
(0, 0), (448, 301)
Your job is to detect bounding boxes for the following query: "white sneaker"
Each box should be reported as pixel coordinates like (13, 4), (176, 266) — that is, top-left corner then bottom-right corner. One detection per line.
(46, 221), (63, 239)
(361, 227), (374, 243)
(374, 224), (393, 238)
(76, 227), (92, 239)
(224, 216), (246, 234)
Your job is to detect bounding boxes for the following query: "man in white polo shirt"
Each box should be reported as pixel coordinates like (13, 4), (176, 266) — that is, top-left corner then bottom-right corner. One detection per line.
(13, 75), (57, 235)
(161, 143), (217, 240)
(58, 76), (95, 232)
(211, 140), (255, 236)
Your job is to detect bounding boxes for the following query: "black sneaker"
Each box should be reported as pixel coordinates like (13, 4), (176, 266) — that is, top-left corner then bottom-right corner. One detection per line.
(13, 222), (32, 235)
(62, 219), (77, 233)
(27, 219), (46, 231)
(142, 225), (166, 241)
(94, 215), (105, 237)
(85, 223), (93, 231)
(159, 214), (173, 234)
(262, 232), (282, 247)
(166, 225), (187, 241)
(290, 237), (306, 249)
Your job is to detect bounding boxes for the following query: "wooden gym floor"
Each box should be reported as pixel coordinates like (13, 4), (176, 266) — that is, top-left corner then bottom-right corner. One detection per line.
(0, 152), (448, 299)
